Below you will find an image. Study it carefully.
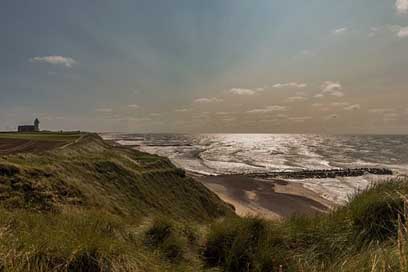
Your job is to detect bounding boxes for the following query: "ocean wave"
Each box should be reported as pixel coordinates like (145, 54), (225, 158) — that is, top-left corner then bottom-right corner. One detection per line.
(103, 133), (408, 205)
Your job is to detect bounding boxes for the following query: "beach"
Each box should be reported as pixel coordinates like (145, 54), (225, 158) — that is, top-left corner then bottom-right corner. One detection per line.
(193, 173), (333, 220)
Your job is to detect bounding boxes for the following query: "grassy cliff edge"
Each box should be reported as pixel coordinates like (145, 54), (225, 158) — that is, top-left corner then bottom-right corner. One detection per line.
(0, 133), (232, 271)
(0, 133), (407, 271)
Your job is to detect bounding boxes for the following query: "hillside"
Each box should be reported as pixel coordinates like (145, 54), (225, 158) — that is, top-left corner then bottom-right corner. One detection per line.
(0, 133), (233, 271)
(0, 133), (231, 220)
(1, 133), (408, 271)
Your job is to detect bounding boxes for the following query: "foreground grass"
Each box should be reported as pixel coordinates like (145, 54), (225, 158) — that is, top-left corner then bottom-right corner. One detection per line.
(2, 179), (408, 271)
(202, 178), (408, 271)
(0, 208), (208, 272)
(1, 133), (408, 271)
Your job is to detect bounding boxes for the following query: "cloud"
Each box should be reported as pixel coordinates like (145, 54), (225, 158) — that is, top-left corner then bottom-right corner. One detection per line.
(175, 108), (190, 112)
(324, 114), (339, 120)
(312, 103), (323, 107)
(332, 27), (348, 34)
(272, 82), (307, 88)
(30, 56), (77, 67)
(301, 50), (316, 57)
(369, 108), (395, 114)
(396, 0), (408, 14)
(287, 96), (308, 102)
(344, 104), (361, 111)
(384, 113), (399, 118)
(221, 117), (236, 122)
(398, 26), (408, 38)
(331, 102), (349, 107)
(128, 104), (140, 109)
(247, 105), (287, 114)
(228, 88), (256, 96)
(215, 112), (231, 115)
(318, 81), (344, 97)
(288, 116), (312, 122)
(368, 25), (408, 38)
(194, 97), (223, 103)
(96, 108), (113, 113)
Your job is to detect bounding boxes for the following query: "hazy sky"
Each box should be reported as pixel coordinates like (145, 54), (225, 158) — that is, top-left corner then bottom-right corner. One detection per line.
(1, 0), (408, 133)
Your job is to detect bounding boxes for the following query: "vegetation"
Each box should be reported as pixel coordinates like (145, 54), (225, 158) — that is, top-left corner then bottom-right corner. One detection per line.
(203, 178), (408, 271)
(0, 131), (83, 141)
(1, 133), (408, 271)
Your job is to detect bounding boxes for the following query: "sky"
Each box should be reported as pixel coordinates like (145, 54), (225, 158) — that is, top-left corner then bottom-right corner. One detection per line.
(1, 0), (408, 134)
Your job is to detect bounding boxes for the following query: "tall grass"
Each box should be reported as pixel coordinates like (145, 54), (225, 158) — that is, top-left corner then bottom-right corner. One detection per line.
(202, 178), (408, 272)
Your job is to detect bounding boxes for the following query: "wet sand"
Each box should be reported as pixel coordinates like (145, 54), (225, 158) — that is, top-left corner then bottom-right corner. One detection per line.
(193, 174), (333, 220)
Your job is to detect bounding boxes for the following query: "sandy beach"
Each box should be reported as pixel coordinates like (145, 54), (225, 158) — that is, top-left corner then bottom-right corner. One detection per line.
(193, 174), (333, 220)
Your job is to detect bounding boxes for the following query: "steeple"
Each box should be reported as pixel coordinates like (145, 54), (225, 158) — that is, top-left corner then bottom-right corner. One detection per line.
(34, 118), (40, 132)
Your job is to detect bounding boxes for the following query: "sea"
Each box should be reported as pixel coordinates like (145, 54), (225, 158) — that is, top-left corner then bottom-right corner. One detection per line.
(102, 133), (408, 205)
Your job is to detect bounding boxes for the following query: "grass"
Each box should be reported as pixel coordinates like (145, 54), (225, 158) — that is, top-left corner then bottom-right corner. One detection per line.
(0, 133), (233, 271)
(144, 218), (187, 262)
(1, 133), (408, 271)
(0, 134), (232, 220)
(202, 178), (408, 271)
(0, 131), (83, 142)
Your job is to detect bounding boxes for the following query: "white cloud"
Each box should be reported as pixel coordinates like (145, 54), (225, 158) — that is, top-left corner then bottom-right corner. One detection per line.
(398, 26), (408, 38)
(319, 81), (344, 97)
(216, 112), (230, 115)
(128, 104), (140, 109)
(332, 27), (348, 34)
(312, 103), (323, 107)
(396, 0), (408, 14)
(331, 102), (349, 107)
(369, 108), (395, 114)
(175, 108), (190, 112)
(194, 97), (223, 103)
(96, 108), (113, 113)
(287, 96), (308, 102)
(247, 105), (287, 114)
(229, 88), (256, 96)
(30, 56), (77, 67)
(288, 116), (312, 122)
(368, 25), (408, 38)
(273, 82), (307, 89)
(344, 104), (361, 111)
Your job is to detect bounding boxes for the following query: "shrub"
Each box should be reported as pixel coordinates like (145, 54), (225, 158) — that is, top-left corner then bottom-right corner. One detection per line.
(144, 218), (186, 262)
(351, 196), (403, 243)
(203, 217), (287, 272)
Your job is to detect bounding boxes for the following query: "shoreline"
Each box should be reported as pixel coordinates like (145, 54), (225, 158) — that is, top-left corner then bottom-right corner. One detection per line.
(191, 172), (334, 220)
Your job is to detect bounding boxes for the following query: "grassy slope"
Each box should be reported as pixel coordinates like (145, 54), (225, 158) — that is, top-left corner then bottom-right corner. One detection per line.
(1, 133), (408, 271)
(0, 133), (231, 220)
(0, 131), (83, 141)
(202, 178), (408, 272)
(0, 133), (232, 271)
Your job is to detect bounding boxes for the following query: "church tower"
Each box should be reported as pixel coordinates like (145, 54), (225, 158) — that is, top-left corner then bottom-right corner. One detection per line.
(34, 118), (40, 132)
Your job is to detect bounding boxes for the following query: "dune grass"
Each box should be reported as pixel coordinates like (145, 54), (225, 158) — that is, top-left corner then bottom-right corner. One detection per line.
(1, 133), (408, 271)
(0, 132), (83, 142)
(202, 178), (408, 272)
